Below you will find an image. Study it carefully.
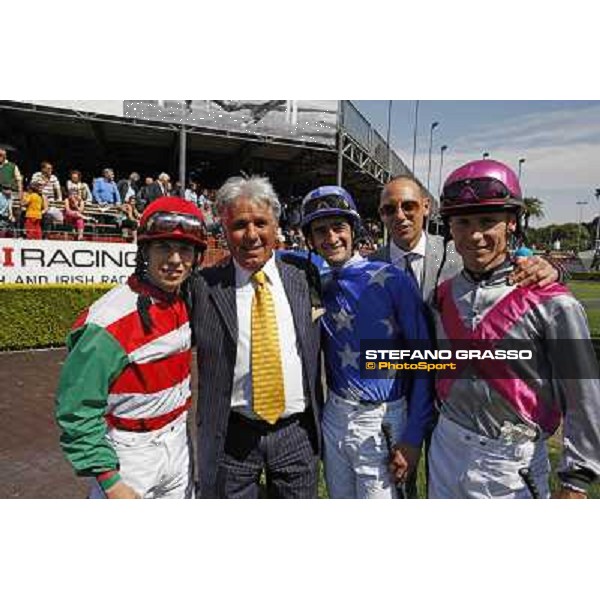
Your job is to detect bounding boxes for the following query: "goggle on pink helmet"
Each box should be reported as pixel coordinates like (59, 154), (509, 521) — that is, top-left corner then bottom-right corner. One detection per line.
(440, 159), (525, 218)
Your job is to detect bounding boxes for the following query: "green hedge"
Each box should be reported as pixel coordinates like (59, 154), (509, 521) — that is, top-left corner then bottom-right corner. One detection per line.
(2, 283), (600, 360)
(0, 285), (114, 350)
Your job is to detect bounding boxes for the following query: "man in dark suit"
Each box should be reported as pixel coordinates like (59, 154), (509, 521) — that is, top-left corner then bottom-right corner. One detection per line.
(145, 172), (171, 204)
(191, 175), (322, 499)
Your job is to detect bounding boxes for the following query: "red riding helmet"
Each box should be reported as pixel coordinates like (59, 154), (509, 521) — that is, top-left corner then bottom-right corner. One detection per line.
(138, 196), (207, 249)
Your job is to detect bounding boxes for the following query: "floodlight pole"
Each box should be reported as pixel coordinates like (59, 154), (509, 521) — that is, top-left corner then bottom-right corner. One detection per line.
(179, 100), (192, 197)
(411, 100), (420, 175)
(592, 188), (600, 270)
(386, 100), (393, 179)
(337, 102), (344, 186)
(576, 200), (589, 253)
(426, 121), (439, 191)
(437, 145), (448, 199)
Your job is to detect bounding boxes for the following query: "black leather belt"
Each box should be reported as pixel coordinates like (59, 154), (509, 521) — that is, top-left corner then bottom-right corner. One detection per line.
(228, 410), (307, 433)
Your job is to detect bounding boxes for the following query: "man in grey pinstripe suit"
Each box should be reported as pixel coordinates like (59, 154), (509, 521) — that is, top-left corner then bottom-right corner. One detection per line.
(191, 175), (323, 499)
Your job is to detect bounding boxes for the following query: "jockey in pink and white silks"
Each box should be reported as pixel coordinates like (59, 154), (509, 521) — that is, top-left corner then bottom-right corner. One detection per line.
(428, 159), (600, 499)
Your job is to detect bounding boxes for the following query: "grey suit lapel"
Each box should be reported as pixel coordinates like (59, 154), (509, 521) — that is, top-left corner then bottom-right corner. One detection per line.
(422, 234), (444, 299)
(208, 260), (238, 343)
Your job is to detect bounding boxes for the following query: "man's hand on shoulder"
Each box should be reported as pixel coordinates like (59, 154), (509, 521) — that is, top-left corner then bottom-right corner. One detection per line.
(509, 256), (559, 289)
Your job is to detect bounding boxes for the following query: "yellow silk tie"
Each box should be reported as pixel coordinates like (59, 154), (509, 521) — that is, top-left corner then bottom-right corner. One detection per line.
(251, 270), (285, 424)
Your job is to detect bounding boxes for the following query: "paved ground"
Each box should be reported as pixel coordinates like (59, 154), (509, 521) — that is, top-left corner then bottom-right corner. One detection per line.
(0, 347), (198, 498)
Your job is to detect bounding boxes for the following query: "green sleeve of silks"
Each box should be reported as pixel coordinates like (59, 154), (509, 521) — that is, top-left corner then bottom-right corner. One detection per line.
(55, 323), (130, 477)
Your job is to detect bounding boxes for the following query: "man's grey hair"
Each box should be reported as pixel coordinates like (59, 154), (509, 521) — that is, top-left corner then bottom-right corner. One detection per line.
(216, 175), (281, 220)
(158, 172), (170, 182)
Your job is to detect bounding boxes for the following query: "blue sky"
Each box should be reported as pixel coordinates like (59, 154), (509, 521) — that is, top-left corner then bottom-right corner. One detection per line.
(353, 101), (600, 227)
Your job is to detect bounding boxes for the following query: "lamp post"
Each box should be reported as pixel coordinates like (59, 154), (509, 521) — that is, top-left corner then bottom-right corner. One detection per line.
(426, 121), (439, 192)
(386, 100), (393, 178)
(437, 144), (448, 198)
(411, 100), (420, 175)
(482, 152), (490, 160)
(576, 200), (589, 253)
(592, 189), (600, 269)
(595, 188), (600, 248)
(179, 100), (192, 197)
(518, 157), (526, 180)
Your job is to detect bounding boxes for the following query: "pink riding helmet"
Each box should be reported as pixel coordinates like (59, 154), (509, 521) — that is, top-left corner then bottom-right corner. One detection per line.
(441, 159), (525, 217)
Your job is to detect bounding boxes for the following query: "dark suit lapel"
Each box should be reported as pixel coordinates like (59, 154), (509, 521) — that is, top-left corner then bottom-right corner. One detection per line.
(383, 242), (392, 263)
(208, 260), (238, 343)
(277, 258), (309, 358)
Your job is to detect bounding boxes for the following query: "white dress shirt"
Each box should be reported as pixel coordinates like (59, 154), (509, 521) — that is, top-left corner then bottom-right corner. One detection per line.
(389, 230), (427, 290)
(231, 255), (306, 418)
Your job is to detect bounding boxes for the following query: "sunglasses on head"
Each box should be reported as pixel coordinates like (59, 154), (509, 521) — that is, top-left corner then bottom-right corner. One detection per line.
(442, 178), (514, 203)
(303, 194), (352, 216)
(142, 212), (206, 237)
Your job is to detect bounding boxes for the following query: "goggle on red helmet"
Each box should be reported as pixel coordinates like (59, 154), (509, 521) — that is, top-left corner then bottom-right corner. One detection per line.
(138, 196), (207, 249)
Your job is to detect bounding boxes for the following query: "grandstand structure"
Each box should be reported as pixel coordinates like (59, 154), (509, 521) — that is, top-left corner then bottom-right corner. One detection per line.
(0, 100), (417, 218)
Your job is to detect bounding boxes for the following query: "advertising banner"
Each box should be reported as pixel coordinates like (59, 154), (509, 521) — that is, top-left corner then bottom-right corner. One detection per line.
(0, 239), (137, 285)
(123, 100), (338, 146)
(18, 100), (124, 117)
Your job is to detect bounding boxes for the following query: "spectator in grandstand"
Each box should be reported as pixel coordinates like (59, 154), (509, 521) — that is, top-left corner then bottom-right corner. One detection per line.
(66, 170), (92, 204)
(31, 162), (62, 237)
(63, 189), (86, 241)
(117, 172), (140, 203)
(184, 181), (199, 205)
(137, 176), (154, 209)
(425, 159), (600, 499)
(173, 181), (184, 198)
(286, 199), (302, 229)
(0, 186), (16, 236)
(92, 168), (120, 205)
(118, 193), (141, 242)
(197, 187), (209, 209)
(356, 236), (376, 257)
(0, 147), (23, 202)
(191, 175), (323, 498)
(31, 161), (62, 204)
(56, 197), (208, 499)
(22, 180), (47, 239)
(293, 227), (305, 246)
(146, 172), (171, 204)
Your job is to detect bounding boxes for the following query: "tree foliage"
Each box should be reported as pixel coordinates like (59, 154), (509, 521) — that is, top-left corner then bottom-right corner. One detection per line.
(527, 222), (591, 252)
(523, 197), (545, 230)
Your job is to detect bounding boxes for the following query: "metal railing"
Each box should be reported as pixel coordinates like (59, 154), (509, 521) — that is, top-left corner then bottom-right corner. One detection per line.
(339, 100), (412, 178)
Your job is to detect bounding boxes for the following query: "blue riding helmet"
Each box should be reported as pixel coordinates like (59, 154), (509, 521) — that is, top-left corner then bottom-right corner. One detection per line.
(300, 185), (360, 235)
